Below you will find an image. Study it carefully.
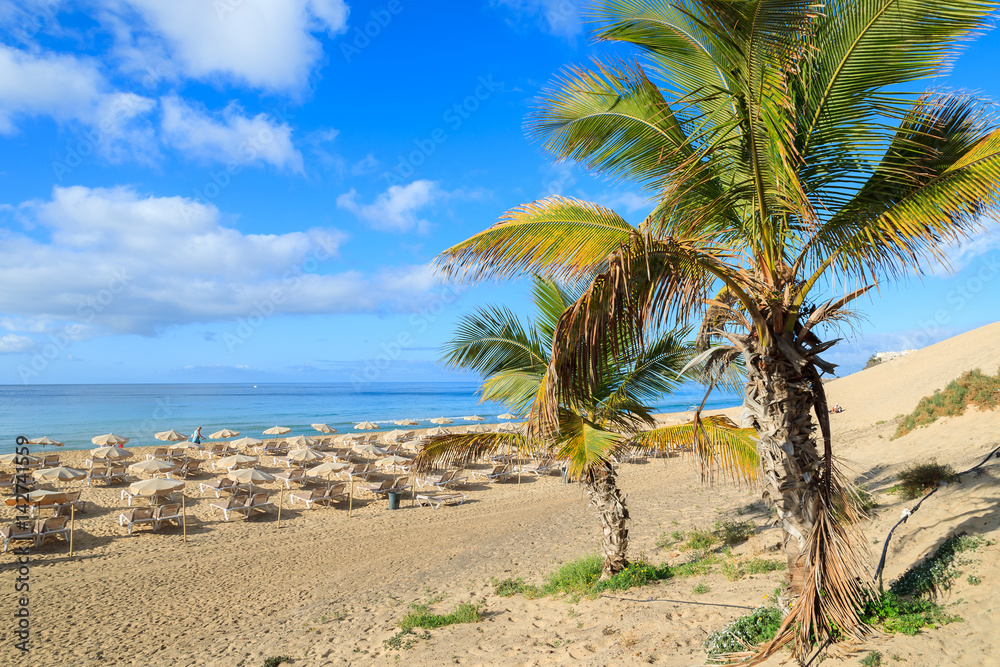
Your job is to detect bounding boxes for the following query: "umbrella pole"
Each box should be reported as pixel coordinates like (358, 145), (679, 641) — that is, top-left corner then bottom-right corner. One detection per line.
(182, 494), (188, 543)
(277, 487), (283, 529)
(69, 504), (75, 557)
(348, 476), (353, 518)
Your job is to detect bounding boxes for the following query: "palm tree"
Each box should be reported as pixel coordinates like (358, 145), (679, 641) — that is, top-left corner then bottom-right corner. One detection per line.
(416, 276), (757, 578)
(436, 0), (1000, 656)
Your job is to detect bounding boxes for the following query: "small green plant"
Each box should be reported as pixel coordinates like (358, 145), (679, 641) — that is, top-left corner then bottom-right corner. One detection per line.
(493, 555), (673, 599)
(493, 577), (540, 598)
(891, 533), (986, 597)
(967, 574), (982, 586)
(398, 601), (483, 632)
(263, 657), (293, 667)
(894, 460), (961, 500)
(721, 557), (786, 581)
(684, 528), (716, 551)
(716, 520), (755, 545)
(894, 368), (1000, 437)
(704, 605), (784, 662)
(693, 583), (711, 594)
(860, 650), (883, 667)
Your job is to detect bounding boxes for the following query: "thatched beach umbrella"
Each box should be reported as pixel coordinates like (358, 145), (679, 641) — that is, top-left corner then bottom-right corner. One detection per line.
(462, 415), (485, 421)
(28, 436), (64, 454)
(284, 435), (316, 448)
(168, 441), (203, 453)
(394, 419), (418, 426)
(497, 413), (518, 420)
(426, 426), (451, 436)
(33, 466), (86, 483)
(129, 459), (177, 477)
(5, 489), (66, 506)
(92, 433), (129, 446)
(286, 448), (324, 464)
(306, 461), (349, 480)
(311, 423), (337, 434)
(216, 454), (258, 469)
(263, 426), (291, 435)
(467, 424), (490, 433)
(230, 436), (263, 450)
(90, 446), (133, 460)
(228, 468), (274, 485)
(209, 429), (240, 439)
(0, 453), (39, 467)
(353, 443), (387, 457)
(128, 477), (184, 501)
(429, 417), (453, 425)
(354, 421), (379, 430)
(154, 430), (187, 442)
(381, 429), (410, 442)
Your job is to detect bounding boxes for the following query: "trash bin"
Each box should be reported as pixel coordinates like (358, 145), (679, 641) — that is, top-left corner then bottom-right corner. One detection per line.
(387, 490), (402, 510)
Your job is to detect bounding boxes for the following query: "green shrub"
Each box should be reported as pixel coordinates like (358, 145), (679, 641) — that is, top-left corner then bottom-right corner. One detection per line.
(494, 555), (673, 600)
(716, 520), (755, 545)
(704, 606), (784, 662)
(721, 557), (786, 581)
(895, 368), (1000, 437)
(693, 583), (711, 594)
(860, 650), (882, 667)
(590, 561), (673, 594)
(493, 577), (540, 598)
(895, 460), (960, 500)
(891, 533), (986, 597)
(263, 657), (292, 667)
(398, 602), (483, 633)
(542, 554), (603, 595)
(862, 591), (961, 635)
(684, 528), (717, 550)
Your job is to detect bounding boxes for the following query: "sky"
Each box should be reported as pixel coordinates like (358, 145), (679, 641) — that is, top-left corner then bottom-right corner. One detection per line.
(0, 0), (998, 386)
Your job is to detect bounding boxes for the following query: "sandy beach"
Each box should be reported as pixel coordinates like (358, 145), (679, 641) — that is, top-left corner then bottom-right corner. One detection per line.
(2, 322), (999, 666)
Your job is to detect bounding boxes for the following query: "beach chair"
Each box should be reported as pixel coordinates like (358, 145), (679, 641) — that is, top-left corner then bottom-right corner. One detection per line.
(28, 493), (68, 517)
(42, 453), (60, 467)
(87, 466), (111, 486)
(415, 493), (466, 510)
(170, 459), (202, 479)
(153, 503), (184, 530)
(1, 521), (36, 551)
(431, 469), (467, 490)
(148, 447), (171, 461)
(55, 491), (86, 516)
(119, 507), (156, 534)
(199, 478), (237, 497)
(473, 465), (512, 483)
(0, 473), (14, 493)
(344, 463), (375, 481)
(358, 479), (408, 499)
(206, 443), (227, 459)
(209, 493), (250, 521)
(274, 468), (309, 489)
(33, 516), (69, 547)
(245, 492), (274, 517)
(516, 458), (559, 476)
(108, 464), (130, 485)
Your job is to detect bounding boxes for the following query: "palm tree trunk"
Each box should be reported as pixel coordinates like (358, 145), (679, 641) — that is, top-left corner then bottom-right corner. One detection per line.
(742, 340), (824, 594)
(584, 460), (630, 579)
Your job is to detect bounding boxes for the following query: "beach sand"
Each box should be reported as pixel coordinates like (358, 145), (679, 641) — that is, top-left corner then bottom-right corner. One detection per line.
(2, 321), (999, 666)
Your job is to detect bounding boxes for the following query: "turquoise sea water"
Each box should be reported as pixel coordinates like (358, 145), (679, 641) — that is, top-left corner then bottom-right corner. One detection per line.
(0, 382), (742, 452)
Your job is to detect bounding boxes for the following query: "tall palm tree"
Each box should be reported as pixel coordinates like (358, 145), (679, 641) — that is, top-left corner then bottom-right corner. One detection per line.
(416, 276), (757, 578)
(436, 0), (1000, 656)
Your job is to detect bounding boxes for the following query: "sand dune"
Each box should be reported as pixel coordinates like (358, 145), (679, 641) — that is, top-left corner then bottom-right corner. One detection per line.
(2, 322), (999, 666)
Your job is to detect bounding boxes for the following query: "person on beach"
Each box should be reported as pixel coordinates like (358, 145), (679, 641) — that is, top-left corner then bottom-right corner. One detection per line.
(191, 426), (203, 444)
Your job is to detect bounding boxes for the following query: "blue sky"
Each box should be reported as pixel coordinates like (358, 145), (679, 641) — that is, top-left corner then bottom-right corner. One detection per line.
(0, 0), (998, 386)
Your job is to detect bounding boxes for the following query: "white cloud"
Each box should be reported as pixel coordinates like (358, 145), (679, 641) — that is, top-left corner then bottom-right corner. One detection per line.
(494, 0), (582, 39)
(926, 222), (1000, 276)
(0, 186), (443, 336)
(337, 180), (442, 233)
(160, 95), (303, 171)
(0, 45), (157, 161)
(110, 0), (349, 92)
(0, 334), (35, 353)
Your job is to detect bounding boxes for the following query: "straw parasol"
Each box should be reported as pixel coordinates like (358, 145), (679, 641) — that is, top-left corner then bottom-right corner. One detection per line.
(228, 468), (274, 485)
(5, 489), (66, 506)
(429, 417), (453, 424)
(154, 430), (187, 442)
(129, 459), (177, 476)
(209, 428), (240, 439)
(230, 436), (263, 450)
(467, 424), (490, 433)
(92, 433), (129, 446)
(497, 413), (519, 420)
(381, 429), (410, 442)
(353, 443), (387, 457)
(90, 446), (133, 460)
(394, 419), (419, 426)
(354, 421), (379, 430)
(168, 441), (203, 452)
(495, 422), (524, 433)
(33, 466), (86, 483)
(28, 436), (65, 453)
(426, 426), (452, 436)
(462, 415), (485, 421)
(376, 454), (412, 469)
(263, 426), (291, 435)
(286, 448), (324, 464)
(284, 435), (316, 448)
(0, 453), (39, 466)
(311, 423), (337, 434)
(306, 461), (349, 480)
(128, 477), (184, 501)
(216, 454), (258, 469)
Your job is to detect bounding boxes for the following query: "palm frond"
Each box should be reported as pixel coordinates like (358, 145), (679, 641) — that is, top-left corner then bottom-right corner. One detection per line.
(631, 415), (759, 485)
(414, 432), (540, 472)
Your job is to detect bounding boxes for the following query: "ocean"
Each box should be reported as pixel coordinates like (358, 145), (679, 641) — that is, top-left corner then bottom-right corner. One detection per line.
(0, 382), (742, 452)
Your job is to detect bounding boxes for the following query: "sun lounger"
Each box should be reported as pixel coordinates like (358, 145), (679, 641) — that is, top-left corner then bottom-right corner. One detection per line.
(199, 478), (237, 497)
(245, 492), (274, 517)
(54, 491), (86, 516)
(274, 468), (312, 489)
(169, 459), (202, 479)
(289, 483), (347, 509)
(87, 466), (111, 486)
(42, 453), (61, 467)
(153, 503), (184, 530)
(119, 507), (156, 534)
(415, 493), (466, 510)
(209, 493), (250, 521)
(358, 479), (409, 498)
(148, 447), (171, 461)
(473, 465), (512, 483)
(417, 469), (467, 490)
(33, 516), (69, 547)
(1, 522), (35, 552)
(108, 464), (130, 485)
(344, 463), (375, 481)
(28, 493), (68, 517)
(516, 458), (561, 476)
